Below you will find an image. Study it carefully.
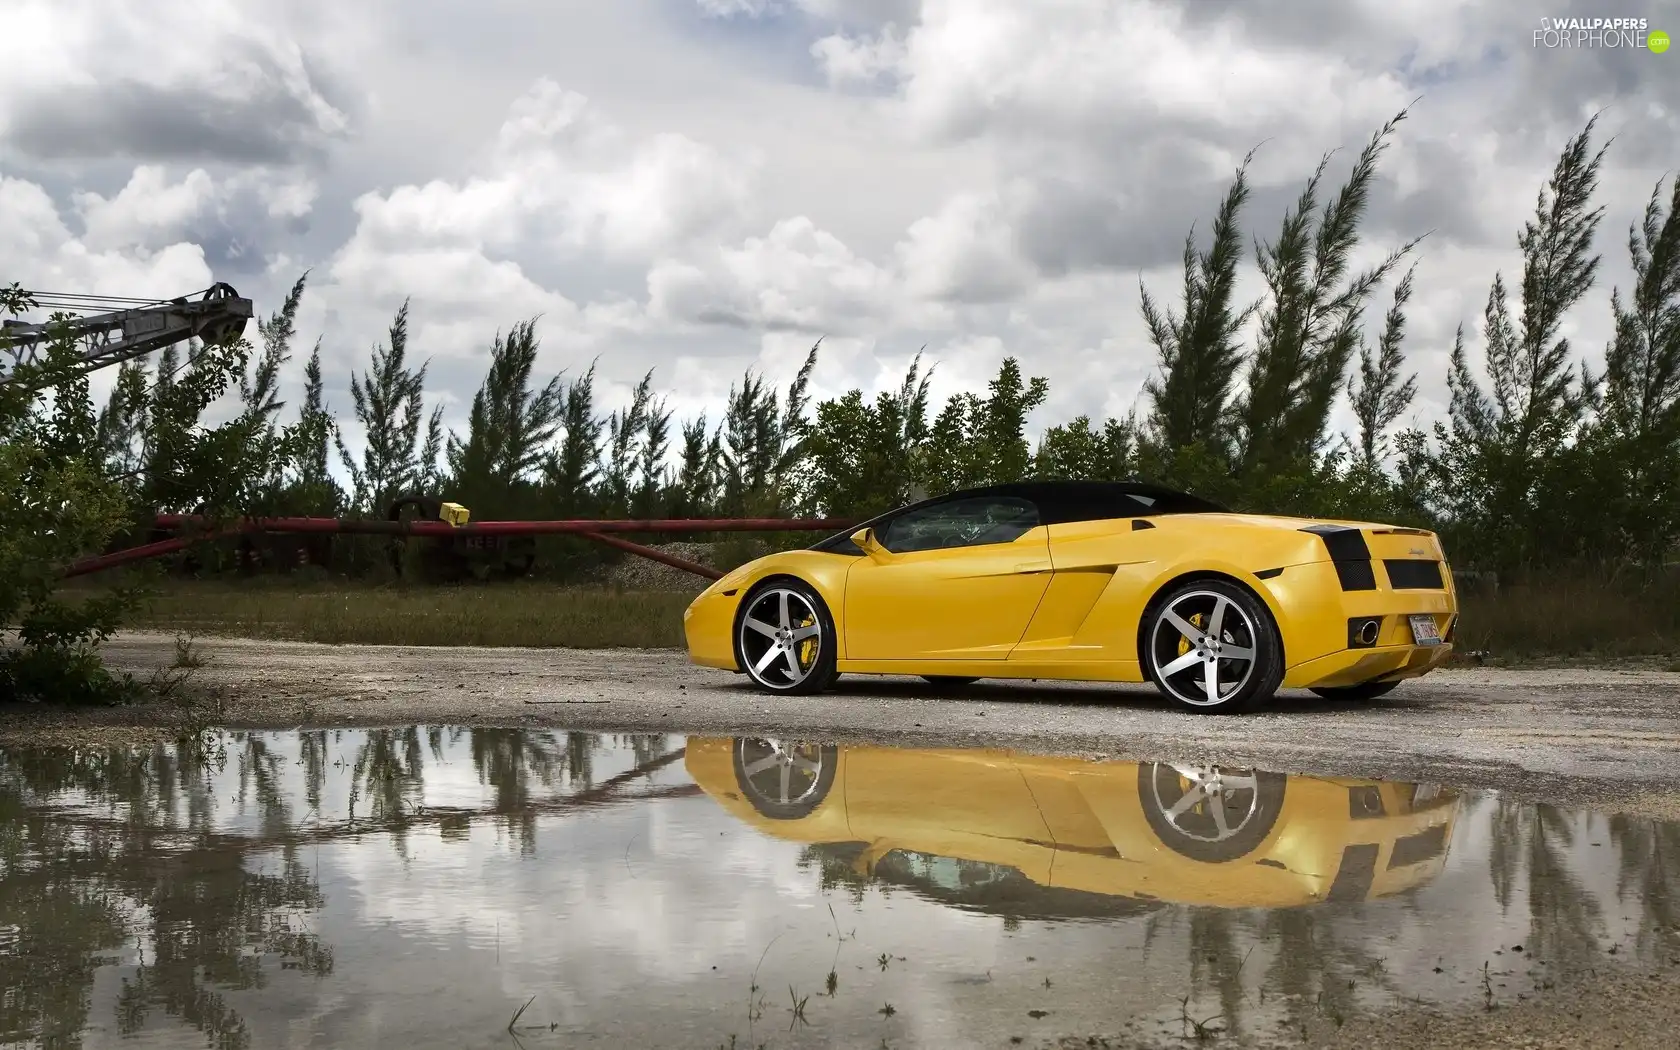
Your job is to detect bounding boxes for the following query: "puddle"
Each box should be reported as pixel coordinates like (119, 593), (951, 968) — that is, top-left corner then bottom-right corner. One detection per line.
(1, 730), (1676, 1048)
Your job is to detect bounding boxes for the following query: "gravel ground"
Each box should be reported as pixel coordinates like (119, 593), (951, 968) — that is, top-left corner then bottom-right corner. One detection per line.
(4, 632), (1678, 819)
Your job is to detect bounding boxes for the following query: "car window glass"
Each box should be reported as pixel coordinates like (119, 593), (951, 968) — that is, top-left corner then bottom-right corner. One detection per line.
(878, 496), (1039, 553)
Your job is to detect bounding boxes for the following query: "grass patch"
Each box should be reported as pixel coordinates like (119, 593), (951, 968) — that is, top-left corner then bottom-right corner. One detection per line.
(1454, 572), (1680, 663)
(96, 578), (693, 648)
(62, 570), (1680, 661)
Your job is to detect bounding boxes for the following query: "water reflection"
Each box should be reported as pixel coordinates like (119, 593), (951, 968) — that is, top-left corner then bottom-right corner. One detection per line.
(687, 738), (1461, 912)
(0, 729), (1675, 1049)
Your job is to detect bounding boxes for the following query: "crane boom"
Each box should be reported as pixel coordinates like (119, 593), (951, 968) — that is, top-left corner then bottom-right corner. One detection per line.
(0, 282), (253, 385)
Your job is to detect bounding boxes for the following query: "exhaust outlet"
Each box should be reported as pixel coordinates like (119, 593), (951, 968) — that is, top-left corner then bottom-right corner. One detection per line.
(1347, 616), (1384, 648)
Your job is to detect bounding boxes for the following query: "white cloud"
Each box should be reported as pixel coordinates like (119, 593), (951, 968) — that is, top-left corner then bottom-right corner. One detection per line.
(649, 216), (907, 332)
(0, 0), (350, 163)
(348, 79), (754, 264)
(0, 174), (214, 299)
(895, 189), (1034, 303)
(2, 0), (1672, 454)
(812, 23), (909, 84)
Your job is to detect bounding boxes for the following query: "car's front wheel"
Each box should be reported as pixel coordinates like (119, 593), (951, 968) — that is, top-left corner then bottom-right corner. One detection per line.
(1143, 579), (1283, 713)
(734, 578), (840, 694)
(1310, 680), (1399, 701)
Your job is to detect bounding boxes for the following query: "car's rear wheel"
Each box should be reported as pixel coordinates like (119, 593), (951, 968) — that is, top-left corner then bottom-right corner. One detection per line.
(1143, 579), (1283, 713)
(921, 675), (979, 688)
(1137, 761), (1287, 862)
(1310, 680), (1400, 701)
(734, 578), (839, 694)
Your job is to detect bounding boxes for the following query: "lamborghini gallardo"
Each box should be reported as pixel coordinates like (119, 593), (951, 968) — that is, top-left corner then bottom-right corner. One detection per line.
(682, 480), (1458, 713)
(686, 737), (1462, 911)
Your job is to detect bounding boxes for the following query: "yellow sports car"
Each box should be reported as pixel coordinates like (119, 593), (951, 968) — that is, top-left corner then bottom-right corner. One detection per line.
(683, 481), (1458, 712)
(686, 737), (1462, 911)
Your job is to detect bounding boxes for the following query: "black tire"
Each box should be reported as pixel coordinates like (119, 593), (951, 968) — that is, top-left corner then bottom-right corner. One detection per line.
(1310, 680), (1400, 702)
(732, 738), (838, 819)
(1137, 761), (1288, 862)
(1141, 578), (1283, 713)
(921, 675), (979, 687)
(732, 577), (840, 695)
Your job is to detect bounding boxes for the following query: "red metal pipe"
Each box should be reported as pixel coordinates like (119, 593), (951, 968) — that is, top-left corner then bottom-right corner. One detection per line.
(579, 531), (723, 580)
(151, 514), (852, 537)
(63, 535), (199, 578)
(65, 514), (857, 578)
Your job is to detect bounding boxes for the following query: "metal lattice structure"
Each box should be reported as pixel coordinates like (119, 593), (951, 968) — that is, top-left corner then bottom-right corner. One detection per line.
(0, 283), (253, 385)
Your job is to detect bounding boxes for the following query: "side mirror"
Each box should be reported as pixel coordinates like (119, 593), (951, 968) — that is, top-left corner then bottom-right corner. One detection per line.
(851, 527), (886, 557)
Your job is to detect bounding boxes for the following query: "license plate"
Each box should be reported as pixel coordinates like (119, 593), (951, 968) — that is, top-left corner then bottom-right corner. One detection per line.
(1409, 614), (1442, 646)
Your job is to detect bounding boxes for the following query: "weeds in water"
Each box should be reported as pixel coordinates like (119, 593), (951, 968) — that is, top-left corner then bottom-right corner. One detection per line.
(787, 986), (809, 1029)
(877, 952), (891, 970)
(825, 902), (850, 996)
(879, 1003), (896, 1017)
(1482, 960), (1495, 1010)
(507, 994), (536, 1033)
(1179, 996), (1224, 1040)
(746, 933), (781, 1027)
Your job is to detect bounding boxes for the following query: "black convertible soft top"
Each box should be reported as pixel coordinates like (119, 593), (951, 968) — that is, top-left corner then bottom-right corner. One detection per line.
(809, 479), (1226, 552)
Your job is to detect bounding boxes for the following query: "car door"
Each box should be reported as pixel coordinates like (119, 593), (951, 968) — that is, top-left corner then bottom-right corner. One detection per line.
(844, 494), (1051, 660)
(841, 746), (1056, 885)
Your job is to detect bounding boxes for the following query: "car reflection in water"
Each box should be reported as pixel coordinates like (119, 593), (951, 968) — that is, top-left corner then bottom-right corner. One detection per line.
(686, 738), (1461, 916)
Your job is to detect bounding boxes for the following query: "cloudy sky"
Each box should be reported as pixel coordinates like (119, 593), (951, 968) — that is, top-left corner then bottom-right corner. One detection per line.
(1, 0), (1674, 451)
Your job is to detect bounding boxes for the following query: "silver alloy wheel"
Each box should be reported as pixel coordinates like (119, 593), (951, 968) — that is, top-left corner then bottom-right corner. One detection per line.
(1149, 589), (1259, 707)
(735, 738), (827, 808)
(1146, 763), (1263, 843)
(738, 586), (824, 689)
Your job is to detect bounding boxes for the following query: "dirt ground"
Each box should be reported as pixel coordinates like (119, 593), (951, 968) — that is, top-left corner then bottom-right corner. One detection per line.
(3, 632), (1677, 820)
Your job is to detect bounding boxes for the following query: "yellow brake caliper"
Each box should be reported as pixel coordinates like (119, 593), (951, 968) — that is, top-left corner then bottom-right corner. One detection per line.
(1176, 611), (1207, 661)
(797, 613), (818, 667)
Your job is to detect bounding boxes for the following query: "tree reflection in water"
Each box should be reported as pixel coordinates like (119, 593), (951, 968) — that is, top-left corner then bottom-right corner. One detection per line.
(5, 732), (1679, 1048)
(796, 789), (1680, 1042)
(0, 727), (671, 1048)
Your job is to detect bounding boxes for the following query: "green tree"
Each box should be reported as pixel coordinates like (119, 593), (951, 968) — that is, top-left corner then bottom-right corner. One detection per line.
(1422, 116), (1609, 571)
(444, 319), (565, 516)
(285, 338), (344, 515)
(1592, 173), (1680, 566)
(1140, 147), (1260, 462)
(542, 363), (603, 514)
(1235, 107), (1420, 479)
(718, 342), (819, 514)
(917, 357), (1049, 495)
(334, 300), (445, 513)
(1035, 414), (1137, 481)
(666, 413), (723, 517)
(802, 354), (934, 516)
(600, 370), (657, 515)
(0, 284), (286, 701)
(1348, 264), (1420, 472)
